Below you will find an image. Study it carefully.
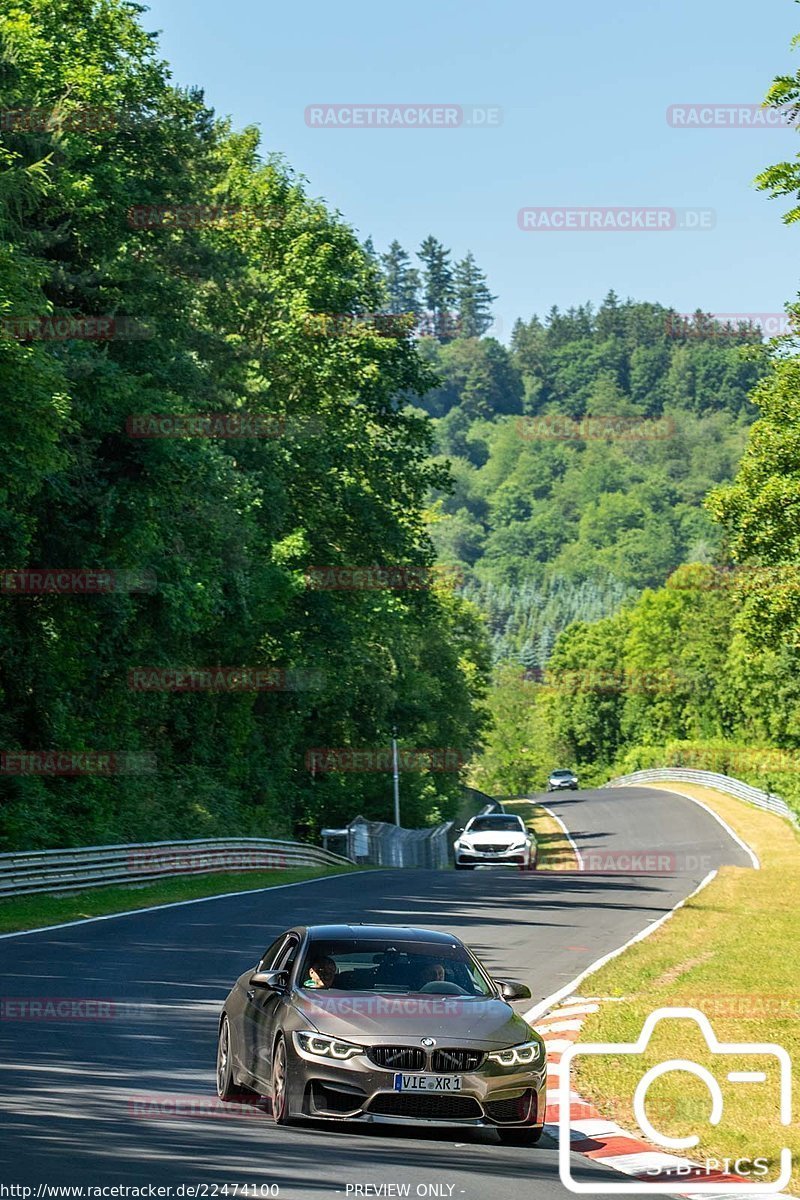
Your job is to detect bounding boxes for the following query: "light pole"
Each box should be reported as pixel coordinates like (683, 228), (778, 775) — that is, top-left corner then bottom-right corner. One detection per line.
(391, 724), (400, 827)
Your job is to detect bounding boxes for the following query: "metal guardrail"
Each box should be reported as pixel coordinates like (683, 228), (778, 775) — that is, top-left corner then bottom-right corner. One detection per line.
(321, 797), (506, 870)
(0, 837), (354, 899)
(604, 768), (799, 828)
(323, 816), (455, 869)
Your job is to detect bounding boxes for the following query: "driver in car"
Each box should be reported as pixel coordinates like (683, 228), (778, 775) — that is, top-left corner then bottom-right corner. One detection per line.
(416, 961), (446, 988)
(304, 955), (338, 988)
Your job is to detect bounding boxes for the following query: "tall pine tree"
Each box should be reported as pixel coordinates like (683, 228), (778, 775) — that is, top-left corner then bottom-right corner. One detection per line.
(454, 251), (496, 337)
(418, 235), (455, 340)
(380, 240), (420, 314)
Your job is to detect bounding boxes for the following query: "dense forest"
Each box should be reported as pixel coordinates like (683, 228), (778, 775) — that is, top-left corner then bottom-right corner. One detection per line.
(0, 0), (489, 850)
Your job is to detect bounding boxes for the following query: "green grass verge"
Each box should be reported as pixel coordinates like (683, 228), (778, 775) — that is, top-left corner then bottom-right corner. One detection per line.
(0, 863), (361, 934)
(572, 783), (800, 1191)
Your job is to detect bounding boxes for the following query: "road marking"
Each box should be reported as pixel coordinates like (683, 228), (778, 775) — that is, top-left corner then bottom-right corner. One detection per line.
(0, 869), (382, 940)
(538, 801), (585, 869)
(523, 870), (718, 1023)
(535, 1018), (584, 1033)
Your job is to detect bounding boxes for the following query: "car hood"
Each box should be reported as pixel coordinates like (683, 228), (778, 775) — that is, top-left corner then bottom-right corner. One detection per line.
(461, 831), (525, 845)
(290, 990), (534, 1047)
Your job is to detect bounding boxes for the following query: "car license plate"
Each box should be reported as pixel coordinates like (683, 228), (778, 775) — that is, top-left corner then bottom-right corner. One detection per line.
(394, 1073), (462, 1092)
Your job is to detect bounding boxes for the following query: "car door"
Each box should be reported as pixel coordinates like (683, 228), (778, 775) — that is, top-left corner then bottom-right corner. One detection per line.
(242, 933), (301, 1088)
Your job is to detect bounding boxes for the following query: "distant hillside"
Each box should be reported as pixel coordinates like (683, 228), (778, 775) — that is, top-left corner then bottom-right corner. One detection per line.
(420, 293), (767, 665)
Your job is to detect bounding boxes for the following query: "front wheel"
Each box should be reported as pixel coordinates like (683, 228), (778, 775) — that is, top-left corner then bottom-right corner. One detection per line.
(498, 1124), (545, 1146)
(215, 1012), (241, 1099)
(271, 1035), (292, 1124)
(216, 1015), (257, 1101)
(455, 862), (474, 870)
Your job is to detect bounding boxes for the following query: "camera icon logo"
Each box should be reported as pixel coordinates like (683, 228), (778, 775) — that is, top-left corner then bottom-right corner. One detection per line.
(558, 1007), (792, 1193)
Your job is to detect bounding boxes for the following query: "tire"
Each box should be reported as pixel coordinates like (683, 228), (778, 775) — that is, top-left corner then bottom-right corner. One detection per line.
(455, 862), (475, 870)
(497, 1124), (545, 1146)
(216, 1015), (258, 1102)
(270, 1035), (292, 1125)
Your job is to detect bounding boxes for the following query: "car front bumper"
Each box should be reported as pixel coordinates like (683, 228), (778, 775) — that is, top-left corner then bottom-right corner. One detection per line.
(288, 1045), (547, 1127)
(454, 846), (530, 865)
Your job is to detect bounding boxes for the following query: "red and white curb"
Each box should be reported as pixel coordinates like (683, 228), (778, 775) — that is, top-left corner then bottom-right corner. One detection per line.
(533, 996), (794, 1199)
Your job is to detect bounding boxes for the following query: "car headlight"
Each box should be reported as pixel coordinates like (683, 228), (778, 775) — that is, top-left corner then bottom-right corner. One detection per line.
(508, 840), (527, 849)
(293, 1031), (363, 1060)
(488, 1039), (545, 1068)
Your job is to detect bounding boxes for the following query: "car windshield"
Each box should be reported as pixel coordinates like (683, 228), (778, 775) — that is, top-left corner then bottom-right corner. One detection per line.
(551, 770), (573, 777)
(467, 816), (524, 832)
(297, 937), (494, 997)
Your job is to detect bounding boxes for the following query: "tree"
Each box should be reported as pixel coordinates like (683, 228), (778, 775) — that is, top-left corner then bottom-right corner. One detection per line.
(708, 354), (800, 649)
(453, 251), (496, 337)
(418, 235), (455, 340)
(380, 239), (420, 314)
(754, 30), (800, 225)
(0, 0), (489, 849)
(418, 338), (522, 419)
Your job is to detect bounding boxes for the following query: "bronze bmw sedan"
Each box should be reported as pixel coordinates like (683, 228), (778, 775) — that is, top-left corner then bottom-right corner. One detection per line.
(217, 923), (547, 1144)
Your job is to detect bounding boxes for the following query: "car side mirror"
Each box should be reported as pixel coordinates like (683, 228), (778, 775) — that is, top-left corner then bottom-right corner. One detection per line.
(496, 978), (531, 1001)
(249, 969), (289, 991)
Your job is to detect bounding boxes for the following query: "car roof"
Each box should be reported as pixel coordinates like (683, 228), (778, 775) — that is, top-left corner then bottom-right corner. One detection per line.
(303, 924), (462, 944)
(467, 812), (522, 821)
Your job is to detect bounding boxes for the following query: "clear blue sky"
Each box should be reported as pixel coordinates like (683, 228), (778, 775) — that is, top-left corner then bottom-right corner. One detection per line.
(143, 0), (799, 338)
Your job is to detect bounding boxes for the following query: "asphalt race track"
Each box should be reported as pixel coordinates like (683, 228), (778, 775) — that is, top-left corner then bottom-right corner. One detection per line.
(0, 786), (753, 1199)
